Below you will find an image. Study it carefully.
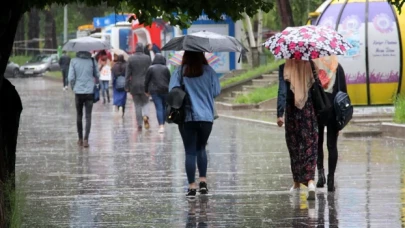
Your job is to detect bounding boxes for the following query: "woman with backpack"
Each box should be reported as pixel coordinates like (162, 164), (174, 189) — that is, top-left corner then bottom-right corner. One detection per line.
(111, 55), (128, 117)
(313, 56), (347, 192)
(169, 51), (221, 199)
(144, 54), (171, 133)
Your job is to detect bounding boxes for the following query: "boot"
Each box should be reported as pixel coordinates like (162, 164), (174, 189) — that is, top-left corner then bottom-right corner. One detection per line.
(327, 174), (335, 192)
(316, 168), (326, 188)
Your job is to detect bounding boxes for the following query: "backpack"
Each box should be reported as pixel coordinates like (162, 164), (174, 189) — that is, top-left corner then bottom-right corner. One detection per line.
(334, 66), (353, 130)
(309, 60), (332, 126)
(115, 76), (126, 91)
(166, 66), (190, 124)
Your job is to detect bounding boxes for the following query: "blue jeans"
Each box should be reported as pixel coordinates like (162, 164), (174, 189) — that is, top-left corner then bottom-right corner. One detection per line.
(151, 94), (168, 125)
(100, 81), (110, 101)
(178, 122), (213, 184)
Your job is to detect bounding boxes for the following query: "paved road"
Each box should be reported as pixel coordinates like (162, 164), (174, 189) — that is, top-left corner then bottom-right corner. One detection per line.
(10, 77), (405, 227)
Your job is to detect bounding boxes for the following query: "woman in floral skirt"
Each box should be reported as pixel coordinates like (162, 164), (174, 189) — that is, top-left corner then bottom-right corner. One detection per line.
(276, 59), (318, 200)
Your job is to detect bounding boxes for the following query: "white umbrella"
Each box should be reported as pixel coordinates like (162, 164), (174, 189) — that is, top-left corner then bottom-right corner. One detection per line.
(110, 49), (130, 61)
(63, 36), (112, 52)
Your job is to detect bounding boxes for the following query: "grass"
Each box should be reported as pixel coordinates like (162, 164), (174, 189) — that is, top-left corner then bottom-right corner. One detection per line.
(3, 173), (28, 228)
(234, 83), (279, 104)
(45, 71), (62, 78)
(220, 60), (283, 88)
(394, 95), (405, 124)
(9, 56), (31, 66)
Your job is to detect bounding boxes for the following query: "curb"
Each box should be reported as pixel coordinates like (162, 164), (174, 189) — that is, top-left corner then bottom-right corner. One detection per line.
(219, 114), (383, 138)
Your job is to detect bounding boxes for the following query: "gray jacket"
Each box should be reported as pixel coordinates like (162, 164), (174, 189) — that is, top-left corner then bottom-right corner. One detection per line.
(68, 51), (99, 94)
(125, 43), (152, 95)
(144, 54), (170, 94)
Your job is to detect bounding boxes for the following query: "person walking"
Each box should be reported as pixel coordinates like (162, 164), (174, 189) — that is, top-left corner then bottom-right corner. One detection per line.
(68, 51), (99, 148)
(313, 56), (347, 192)
(99, 56), (111, 104)
(169, 51), (221, 199)
(59, 51), (71, 90)
(111, 55), (128, 117)
(144, 54), (170, 133)
(277, 59), (318, 200)
(125, 43), (152, 130)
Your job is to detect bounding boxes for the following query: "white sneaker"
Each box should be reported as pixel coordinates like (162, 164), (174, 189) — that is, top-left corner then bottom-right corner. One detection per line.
(158, 127), (165, 134)
(290, 186), (300, 193)
(307, 183), (316, 200)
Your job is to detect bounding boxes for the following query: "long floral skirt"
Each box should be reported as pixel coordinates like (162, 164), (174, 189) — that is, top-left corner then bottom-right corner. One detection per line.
(285, 98), (319, 184)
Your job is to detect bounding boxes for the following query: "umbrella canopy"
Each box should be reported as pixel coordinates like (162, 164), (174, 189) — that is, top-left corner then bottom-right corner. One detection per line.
(63, 36), (112, 52)
(263, 25), (352, 60)
(162, 31), (247, 53)
(110, 48), (130, 61)
(168, 51), (220, 66)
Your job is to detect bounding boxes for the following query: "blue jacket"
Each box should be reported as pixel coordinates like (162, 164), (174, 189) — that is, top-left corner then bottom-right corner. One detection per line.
(68, 51), (100, 94)
(169, 65), (221, 122)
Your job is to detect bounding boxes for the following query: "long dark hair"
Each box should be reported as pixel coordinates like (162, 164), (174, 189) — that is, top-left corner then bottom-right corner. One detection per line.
(182, 51), (208, 77)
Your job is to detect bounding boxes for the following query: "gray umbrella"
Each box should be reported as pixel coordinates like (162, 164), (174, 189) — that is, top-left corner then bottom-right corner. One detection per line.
(162, 31), (248, 53)
(63, 36), (112, 52)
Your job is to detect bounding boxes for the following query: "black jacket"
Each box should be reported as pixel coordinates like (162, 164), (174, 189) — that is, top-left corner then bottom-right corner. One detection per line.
(59, 55), (71, 71)
(277, 63), (347, 118)
(144, 54), (170, 94)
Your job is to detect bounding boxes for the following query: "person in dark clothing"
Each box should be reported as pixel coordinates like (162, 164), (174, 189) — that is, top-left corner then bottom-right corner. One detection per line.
(277, 60), (318, 201)
(313, 56), (348, 192)
(59, 51), (71, 90)
(111, 55), (128, 116)
(152, 44), (161, 54)
(144, 54), (170, 133)
(144, 44), (152, 57)
(125, 43), (152, 130)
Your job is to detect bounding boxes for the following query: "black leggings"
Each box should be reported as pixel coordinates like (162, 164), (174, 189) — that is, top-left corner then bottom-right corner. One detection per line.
(317, 115), (339, 176)
(75, 94), (94, 140)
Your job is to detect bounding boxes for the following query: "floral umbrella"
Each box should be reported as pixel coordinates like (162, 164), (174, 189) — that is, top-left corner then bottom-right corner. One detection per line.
(263, 25), (353, 61)
(168, 51), (221, 66)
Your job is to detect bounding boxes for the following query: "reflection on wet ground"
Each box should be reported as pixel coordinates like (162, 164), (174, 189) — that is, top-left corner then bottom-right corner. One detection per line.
(10, 78), (405, 227)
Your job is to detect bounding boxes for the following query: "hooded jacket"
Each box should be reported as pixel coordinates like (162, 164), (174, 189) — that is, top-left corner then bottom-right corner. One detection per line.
(144, 54), (170, 94)
(125, 43), (152, 95)
(68, 51), (99, 94)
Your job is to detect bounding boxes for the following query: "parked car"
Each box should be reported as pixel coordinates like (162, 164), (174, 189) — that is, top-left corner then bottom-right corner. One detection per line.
(19, 54), (60, 76)
(5, 60), (20, 78)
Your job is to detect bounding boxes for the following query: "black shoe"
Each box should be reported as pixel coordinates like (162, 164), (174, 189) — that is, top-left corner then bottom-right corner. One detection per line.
(317, 168), (326, 188)
(103, 99), (106, 104)
(199, 182), (209, 195)
(186, 189), (197, 199)
(327, 174), (335, 192)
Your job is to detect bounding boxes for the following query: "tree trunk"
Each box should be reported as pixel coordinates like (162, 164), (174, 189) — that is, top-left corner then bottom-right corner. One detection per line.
(240, 25), (253, 67)
(243, 13), (260, 67)
(44, 10), (57, 50)
(14, 14), (25, 56)
(28, 8), (40, 55)
(257, 10), (263, 54)
(0, 2), (24, 226)
(276, 0), (295, 29)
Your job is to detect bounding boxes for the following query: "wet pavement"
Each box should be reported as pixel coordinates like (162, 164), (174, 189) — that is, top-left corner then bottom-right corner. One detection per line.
(10, 77), (405, 227)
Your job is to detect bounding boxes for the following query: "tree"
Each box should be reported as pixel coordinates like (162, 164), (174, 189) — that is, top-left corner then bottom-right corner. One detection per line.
(28, 8), (40, 55)
(14, 14), (25, 56)
(276, 0), (294, 29)
(43, 9), (57, 50)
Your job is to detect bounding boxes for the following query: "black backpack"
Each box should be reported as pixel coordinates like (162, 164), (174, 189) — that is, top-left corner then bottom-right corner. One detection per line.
(166, 67), (190, 124)
(334, 67), (353, 130)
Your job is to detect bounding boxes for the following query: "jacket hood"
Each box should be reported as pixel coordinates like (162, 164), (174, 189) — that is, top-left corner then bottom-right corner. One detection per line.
(135, 43), (144, 53)
(76, 51), (92, 59)
(152, 54), (166, 65)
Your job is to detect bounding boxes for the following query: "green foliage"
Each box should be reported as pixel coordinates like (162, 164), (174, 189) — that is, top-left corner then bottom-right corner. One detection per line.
(9, 55), (31, 65)
(394, 95), (405, 124)
(23, 0), (274, 29)
(45, 71), (62, 78)
(388, 0), (405, 13)
(234, 84), (279, 104)
(221, 60), (283, 88)
(4, 173), (28, 228)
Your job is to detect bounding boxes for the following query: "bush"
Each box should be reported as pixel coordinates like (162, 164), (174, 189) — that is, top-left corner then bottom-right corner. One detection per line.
(234, 84), (279, 104)
(9, 56), (31, 66)
(394, 95), (405, 124)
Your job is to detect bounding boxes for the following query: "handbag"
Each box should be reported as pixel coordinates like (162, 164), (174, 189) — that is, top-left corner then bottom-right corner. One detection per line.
(309, 60), (332, 126)
(92, 58), (100, 103)
(166, 66), (190, 124)
(334, 65), (353, 130)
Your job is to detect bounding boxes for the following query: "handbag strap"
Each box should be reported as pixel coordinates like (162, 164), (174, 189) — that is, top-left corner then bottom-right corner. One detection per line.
(336, 64), (341, 92)
(309, 60), (320, 81)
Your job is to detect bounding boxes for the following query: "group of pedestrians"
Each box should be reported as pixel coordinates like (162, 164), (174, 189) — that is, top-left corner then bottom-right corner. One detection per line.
(277, 55), (347, 200)
(65, 41), (345, 201)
